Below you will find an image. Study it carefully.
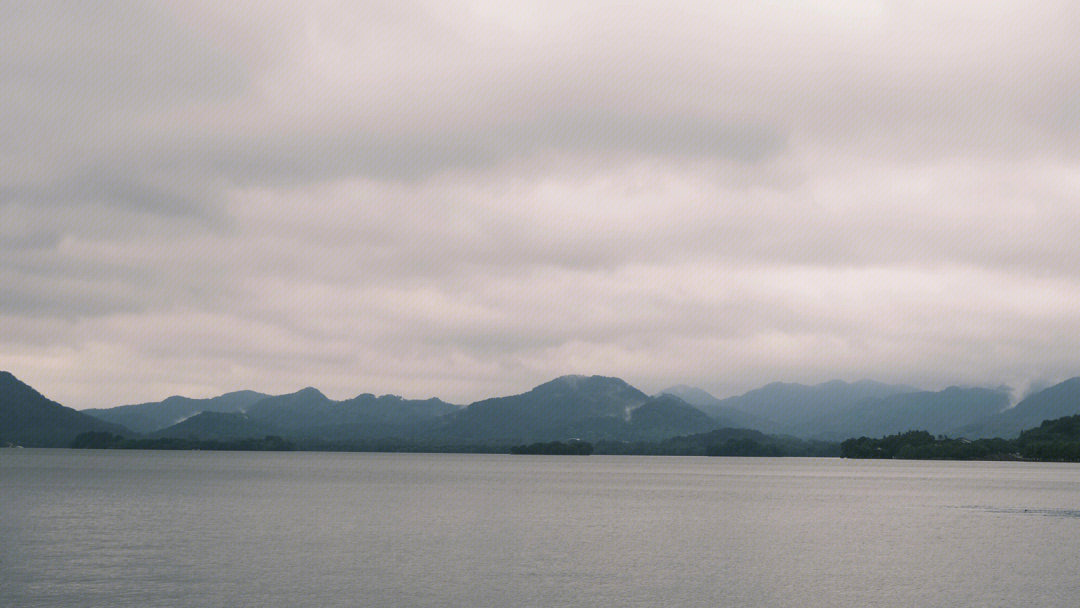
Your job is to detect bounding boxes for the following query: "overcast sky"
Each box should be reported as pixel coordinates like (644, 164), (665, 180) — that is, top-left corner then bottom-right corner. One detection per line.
(4, 1), (1080, 408)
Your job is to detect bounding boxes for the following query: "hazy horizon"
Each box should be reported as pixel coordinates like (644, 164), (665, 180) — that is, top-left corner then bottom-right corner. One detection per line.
(5, 2), (1080, 408)
(5, 368), (1059, 412)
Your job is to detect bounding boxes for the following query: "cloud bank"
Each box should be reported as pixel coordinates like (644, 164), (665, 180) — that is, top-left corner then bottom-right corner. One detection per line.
(4, 1), (1080, 406)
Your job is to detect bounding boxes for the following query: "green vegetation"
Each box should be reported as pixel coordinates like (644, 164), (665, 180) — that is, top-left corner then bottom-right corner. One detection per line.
(1013, 415), (1080, 461)
(840, 415), (1080, 461)
(0, 372), (131, 447)
(596, 428), (839, 457)
(71, 431), (295, 451)
(293, 438), (513, 453)
(65, 415), (1080, 460)
(510, 440), (594, 455)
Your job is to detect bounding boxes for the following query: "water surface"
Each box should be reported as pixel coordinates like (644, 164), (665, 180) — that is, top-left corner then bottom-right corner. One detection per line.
(2, 450), (1079, 607)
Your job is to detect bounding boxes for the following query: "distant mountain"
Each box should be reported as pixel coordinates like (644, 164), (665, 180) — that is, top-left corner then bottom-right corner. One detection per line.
(242, 387), (334, 428)
(659, 385), (778, 432)
(339, 393), (459, 425)
(151, 411), (282, 441)
(811, 386), (1010, 440)
(714, 380), (919, 434)
(19, 370), (1080, 449)
(441, 375), (650, 441)
(658, 385), (720, 408)
(439, 375), (722, 442)
(957, 378), (1080, 438)
(84, 390), (269, 433)
(241, 388), (459, 440)
(0, 371), (131, 447)
(152, 386), (461, 441)
(626, 394), (720, 440)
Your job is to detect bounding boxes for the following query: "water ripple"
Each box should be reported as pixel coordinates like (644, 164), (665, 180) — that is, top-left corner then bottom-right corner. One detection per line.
(956, 505), (1080, 519)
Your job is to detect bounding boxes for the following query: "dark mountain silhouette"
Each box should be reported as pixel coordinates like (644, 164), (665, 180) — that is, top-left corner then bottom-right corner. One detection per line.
(338, 393), (459, 425)
(957, 378), (1080, 438)
(0, 371), (131, 447)
(84, 390), (268, 433)
(626, 394), (720, 440)
(242, 387), (334, 427)
(152, 387), (459, 441)
(659, 385), (778, 432)
(243, 388), (457, 430)
(244, 388), (458, 440)
(15, 371), (1080, 450)
(98, 376), (717, 445)
(713, 379), (919, 434)
(440, 375), (651, 441)
(811, 386), (1010, 440)
(151, 411), (282, 441)
(437, 376), (724, 442)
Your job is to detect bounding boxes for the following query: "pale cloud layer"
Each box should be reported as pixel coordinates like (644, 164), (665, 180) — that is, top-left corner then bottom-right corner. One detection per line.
(3, 1), (1080, 407)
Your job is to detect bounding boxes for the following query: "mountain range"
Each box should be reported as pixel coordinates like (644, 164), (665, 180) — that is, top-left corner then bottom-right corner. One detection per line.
(83, 390), (269, 433)
(436, 376), (718, 442)
(4, 370), (1080, 448)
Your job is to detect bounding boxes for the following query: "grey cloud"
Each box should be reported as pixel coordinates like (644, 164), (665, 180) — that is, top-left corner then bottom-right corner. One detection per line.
(1, 169), (218, 218)
(204, 158), (1080, 296)
(0, 203), (237, 319)
(0, 273), (146, 317)
(501, 113), (784, 163)
(0, 230), (61, 251)
(162, 113), (786, 183)
(6, 1), (1080, 407)
(0, 1), (248, 197)
(0, 261), (235, 320)
(0, 1), (246, 111)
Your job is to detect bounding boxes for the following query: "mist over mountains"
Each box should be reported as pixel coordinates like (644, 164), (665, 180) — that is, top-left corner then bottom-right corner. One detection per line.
(83, 391), (270, 434)
(4, 370), (1080, 449)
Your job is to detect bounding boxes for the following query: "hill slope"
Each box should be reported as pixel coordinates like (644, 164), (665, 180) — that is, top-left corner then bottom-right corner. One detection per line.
(812, 386), (1010, 440)
(152, 411), (284, 441)
(439, 375), (720, 442)
(84, 390), (268, 433)
(441, 375), (650, 441)
(958, 378), (1080, 438)
(659, 385), (779, 432)
(626, 394), (721, 440)
(152, 387), (461, 441)
(716, 380), (918, 433)
(0, 372), (132, 447)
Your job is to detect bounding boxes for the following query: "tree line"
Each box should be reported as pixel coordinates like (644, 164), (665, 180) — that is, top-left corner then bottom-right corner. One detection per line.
(71, 414), (1080, 460)
(840, 415), (1080, 461)
(71, 432), (295, 451)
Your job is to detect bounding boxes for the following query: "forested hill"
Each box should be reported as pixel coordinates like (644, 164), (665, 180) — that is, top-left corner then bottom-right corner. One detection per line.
(0, 372), (132, 447)
(840, 415), (1080, 461)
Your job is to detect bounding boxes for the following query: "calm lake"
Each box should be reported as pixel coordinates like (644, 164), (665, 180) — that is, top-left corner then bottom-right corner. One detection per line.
(2, 449), (1079, 607)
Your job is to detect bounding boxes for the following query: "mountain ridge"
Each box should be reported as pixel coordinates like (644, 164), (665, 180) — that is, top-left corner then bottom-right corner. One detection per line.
(84, 390), (270, 433)
(10, 371), (1080, 448)
(0, 371), (133, 447)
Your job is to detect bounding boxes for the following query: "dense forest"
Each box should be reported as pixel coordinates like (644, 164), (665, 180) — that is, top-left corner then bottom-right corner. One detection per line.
(70, 432), (295, 451)
(840, 415), (1080, 461)
(595, 427), (838, 456)
(510, 440), (595, 455)
(63, 414), (1080, 460)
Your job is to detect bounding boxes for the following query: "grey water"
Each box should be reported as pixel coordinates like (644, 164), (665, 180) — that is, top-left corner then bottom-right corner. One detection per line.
(2, 450), (1079, 607)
